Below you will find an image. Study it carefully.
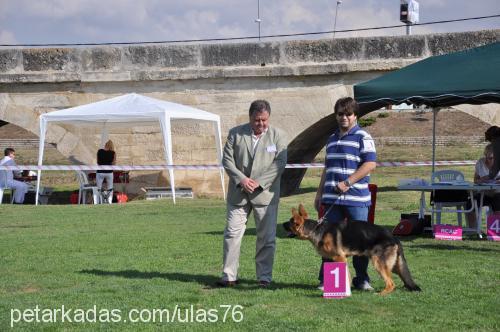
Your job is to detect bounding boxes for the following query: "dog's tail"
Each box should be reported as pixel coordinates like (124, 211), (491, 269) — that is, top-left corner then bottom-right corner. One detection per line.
(394, 241), (421, 292)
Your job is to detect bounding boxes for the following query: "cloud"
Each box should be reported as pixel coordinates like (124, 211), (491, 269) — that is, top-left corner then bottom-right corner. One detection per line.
(281, 1), (320, 27)
(0, 30), (17, 44)
(0, 0), (498, 45)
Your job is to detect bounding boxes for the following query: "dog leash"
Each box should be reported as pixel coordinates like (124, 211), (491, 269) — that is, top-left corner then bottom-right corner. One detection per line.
(317, 187), (346, 225)
(317, 203), (335, 225)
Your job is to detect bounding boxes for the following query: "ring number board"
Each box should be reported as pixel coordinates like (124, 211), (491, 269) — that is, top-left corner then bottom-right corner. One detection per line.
(487, 213), (500, 241)
(323, 262), (351, 299)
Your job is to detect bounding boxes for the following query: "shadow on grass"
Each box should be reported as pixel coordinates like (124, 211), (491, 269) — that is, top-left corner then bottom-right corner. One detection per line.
(201, 228), (257, 236)
(375, 186), (399, 193)
(201, 226), (298, 239)
(79, 269), (314, 290)
(78, 269), (314, 291)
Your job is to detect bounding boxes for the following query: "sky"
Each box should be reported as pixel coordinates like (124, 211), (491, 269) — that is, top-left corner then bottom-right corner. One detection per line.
(0, 0), (499, 46)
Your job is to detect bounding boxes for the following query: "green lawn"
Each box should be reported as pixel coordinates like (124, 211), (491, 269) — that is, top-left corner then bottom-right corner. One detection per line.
(1, 165), (499, 331)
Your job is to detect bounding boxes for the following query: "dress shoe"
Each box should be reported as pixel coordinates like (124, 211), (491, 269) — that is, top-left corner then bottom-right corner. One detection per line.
(215, 280), (238, 288)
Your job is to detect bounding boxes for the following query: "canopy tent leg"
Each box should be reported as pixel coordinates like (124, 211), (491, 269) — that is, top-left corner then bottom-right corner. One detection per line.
(35, 119), (47, 206)
(160, 115), (176, 204)
(214, 121), (226, 200)
(431, 107), (439, 178)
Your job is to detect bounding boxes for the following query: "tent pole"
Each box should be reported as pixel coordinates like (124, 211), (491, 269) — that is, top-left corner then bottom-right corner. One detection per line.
(160, 115), (176, 204)
(214, 121), (226, 200)
(431, 107), (438, 178)
(35, 118), (47, 206)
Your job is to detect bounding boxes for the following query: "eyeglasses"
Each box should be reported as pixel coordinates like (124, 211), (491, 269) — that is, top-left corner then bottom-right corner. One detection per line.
(336, 112), (354, 117)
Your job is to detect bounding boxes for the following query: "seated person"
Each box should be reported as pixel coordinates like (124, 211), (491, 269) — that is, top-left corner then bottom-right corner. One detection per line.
(466, 144), (500, 228)
(96, 140), (116, 204)
(0, 148), (29, 204)
(485, 126), (500, 180)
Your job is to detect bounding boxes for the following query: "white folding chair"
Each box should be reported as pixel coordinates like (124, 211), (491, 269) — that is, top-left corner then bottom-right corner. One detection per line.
(0, 170), (14, 204)
(430, 170), (473, 227)
(76, 171), (100, 204)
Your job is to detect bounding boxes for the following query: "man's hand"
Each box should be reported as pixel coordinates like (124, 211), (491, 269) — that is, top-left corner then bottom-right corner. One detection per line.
(240, 177), (259, 193)
(336, 181), (350, 194)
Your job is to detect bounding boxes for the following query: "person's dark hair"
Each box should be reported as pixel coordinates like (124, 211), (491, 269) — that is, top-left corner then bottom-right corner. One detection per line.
(485, 126), (500, 142)
(334, 97), (359, 116)
(4, 147), (15, 156)
(249, 100), (271, 117)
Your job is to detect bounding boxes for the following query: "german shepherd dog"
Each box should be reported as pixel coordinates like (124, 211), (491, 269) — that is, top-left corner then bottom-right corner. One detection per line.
(284, 204), (421, 295)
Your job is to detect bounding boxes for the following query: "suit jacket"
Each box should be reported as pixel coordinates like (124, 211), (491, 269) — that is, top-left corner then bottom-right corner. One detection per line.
(223, 123), (287, 206)
(0, 156), (16, 186)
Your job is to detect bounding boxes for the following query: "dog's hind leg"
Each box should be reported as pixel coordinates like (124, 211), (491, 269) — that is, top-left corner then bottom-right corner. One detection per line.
(372, 256), (395, 295)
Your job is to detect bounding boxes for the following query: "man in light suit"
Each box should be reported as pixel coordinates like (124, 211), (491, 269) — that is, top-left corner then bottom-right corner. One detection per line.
(0, 148), (29, 204)
(218, 100), (287, 288)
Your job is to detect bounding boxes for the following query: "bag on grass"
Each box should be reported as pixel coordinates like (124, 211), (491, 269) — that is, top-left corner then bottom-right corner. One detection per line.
(393, 213), (428, 236)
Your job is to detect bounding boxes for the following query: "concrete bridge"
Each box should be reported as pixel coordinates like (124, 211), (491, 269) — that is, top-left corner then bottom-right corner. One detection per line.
(0, 29), (499, 196)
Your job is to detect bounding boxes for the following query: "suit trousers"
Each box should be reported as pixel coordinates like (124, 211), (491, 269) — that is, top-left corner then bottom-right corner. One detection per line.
(222, 202), (278, 283)
(8, 179), (29, 203)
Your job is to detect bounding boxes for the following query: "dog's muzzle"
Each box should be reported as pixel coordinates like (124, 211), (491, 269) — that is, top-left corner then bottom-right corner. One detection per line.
(282, 220), (297, 238)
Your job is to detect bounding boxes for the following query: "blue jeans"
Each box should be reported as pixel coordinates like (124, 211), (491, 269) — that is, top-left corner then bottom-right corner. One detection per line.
(318, 204), (370, 286)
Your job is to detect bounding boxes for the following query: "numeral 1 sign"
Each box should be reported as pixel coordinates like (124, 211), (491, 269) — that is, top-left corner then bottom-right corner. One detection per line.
(323, 262), (351, 299)
(487, 214), (500, 241)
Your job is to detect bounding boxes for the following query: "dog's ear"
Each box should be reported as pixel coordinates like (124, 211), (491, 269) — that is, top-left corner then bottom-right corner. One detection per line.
(298, 204), (309, 219)
(291, 207), (304, 225)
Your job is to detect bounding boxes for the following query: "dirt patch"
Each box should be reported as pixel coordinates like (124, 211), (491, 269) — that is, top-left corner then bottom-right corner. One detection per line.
(20, 286), (40, 294)
(363, 110), (491, 138)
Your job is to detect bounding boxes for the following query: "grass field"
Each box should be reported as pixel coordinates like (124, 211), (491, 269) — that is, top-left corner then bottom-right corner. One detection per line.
(1, 164), (499, 331)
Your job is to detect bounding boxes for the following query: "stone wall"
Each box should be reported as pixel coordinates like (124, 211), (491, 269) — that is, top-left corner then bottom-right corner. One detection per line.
(374, 136), (486, 147)
(0, 30), (499, 196)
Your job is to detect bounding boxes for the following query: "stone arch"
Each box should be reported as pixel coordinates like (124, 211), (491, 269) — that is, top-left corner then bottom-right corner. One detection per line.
(0, 94), (89, 161)
(281, 113), (336, 196)
(281, 105), (374, 196)
(0, 95), (40, 140)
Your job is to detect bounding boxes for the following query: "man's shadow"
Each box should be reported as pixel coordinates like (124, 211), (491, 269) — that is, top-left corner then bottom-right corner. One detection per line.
(78, 269), (314, 290)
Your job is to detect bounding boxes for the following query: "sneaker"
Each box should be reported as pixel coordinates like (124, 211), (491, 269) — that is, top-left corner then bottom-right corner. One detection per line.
(258, 280), (271, 288)
(354, 281), (374, 291)
(317, 283), (324, 291)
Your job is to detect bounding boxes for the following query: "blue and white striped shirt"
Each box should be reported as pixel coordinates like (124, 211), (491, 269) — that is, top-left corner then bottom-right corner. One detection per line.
(321, 125), (376, 207)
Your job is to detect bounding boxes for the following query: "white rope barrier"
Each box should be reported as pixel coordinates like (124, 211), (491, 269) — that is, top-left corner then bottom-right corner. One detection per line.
(0, 160), (476, 171)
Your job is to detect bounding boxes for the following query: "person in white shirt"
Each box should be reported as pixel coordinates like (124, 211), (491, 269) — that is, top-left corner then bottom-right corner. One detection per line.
(0, 148), (29, 204)
(466, 144), (500, 227)
(474, 144), (500, 183)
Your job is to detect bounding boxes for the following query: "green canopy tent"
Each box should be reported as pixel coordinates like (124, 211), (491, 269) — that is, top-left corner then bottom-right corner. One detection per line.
(354, 41), (500, 173)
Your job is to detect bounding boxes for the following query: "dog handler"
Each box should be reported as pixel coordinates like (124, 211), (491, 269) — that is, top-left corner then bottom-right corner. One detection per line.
(96, 140), (116, 204)
(314, 97), (377, 291)
(217, 100), (287, 288)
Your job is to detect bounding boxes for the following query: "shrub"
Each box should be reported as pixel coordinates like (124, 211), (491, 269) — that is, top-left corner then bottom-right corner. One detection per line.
(358, 117), (377, 127)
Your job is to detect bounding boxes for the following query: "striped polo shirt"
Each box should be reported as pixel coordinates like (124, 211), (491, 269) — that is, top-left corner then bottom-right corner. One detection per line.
(321, 124), (377, 207)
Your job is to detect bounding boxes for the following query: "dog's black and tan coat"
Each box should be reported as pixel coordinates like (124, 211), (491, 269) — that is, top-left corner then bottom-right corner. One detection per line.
(286, 204), (421, 295)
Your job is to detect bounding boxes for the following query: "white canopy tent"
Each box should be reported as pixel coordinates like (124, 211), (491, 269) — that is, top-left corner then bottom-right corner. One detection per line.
(35, 93), (225, 204)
